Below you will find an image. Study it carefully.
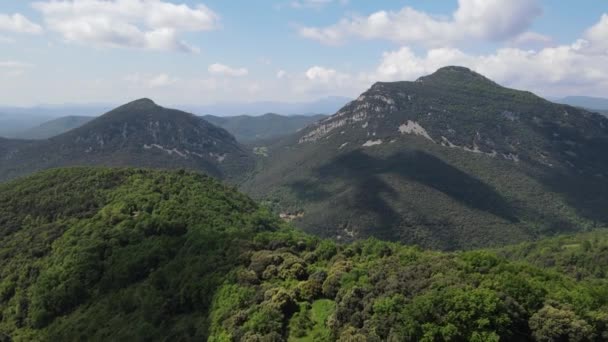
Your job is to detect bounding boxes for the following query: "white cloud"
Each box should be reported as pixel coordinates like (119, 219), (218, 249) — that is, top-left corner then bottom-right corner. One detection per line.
(290, 66), (358, 96)
(584, 13), (608, 54)
(0, 60), (34, 78)
(125, 73), (177, 88)
(299, 0), (541, 46)
(32, 0), (218, 52)
(305, 66), (351, 84)
(508, 31), (553, 48)
(293, 13), (608, 99)
(276, 70), (287, 79)
(0, 13), (43, 34)
(208, 63), (249, 77)
(0, 36), (15, 43)
(290, 0), (348, 9)
(305, 66), (338, 82)
(369, 43), (608, 97)
(0, 61), (34, 68)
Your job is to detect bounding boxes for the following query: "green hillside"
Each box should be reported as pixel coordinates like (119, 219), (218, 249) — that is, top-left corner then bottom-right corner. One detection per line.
(498, 229), (608, 281)
(203, 113), (327, 143)
(0, 168), (607, 341)
(243, 67), (608, 250)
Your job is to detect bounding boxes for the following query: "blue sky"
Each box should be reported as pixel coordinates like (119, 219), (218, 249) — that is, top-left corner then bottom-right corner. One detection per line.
(0, 0), (607, 106)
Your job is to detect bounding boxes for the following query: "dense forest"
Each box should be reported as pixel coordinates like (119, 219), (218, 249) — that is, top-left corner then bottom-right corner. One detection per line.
(0, 168), (606, 341)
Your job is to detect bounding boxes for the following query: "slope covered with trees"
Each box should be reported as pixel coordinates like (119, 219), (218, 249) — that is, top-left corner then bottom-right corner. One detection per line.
(0, 167), (606, 341)
(498, 230), (608, 282)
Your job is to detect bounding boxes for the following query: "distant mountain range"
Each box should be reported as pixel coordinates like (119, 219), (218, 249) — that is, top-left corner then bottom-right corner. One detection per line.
(179, 96), (352, 116)
(243, 66), (608, 250)
(203, 113), (327, 143)
(555, 96), (608, 112)
(14, 115), (95, 140)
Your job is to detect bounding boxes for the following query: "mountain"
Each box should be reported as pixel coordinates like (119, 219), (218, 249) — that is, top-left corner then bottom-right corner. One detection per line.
(13, 115), (94, 139)
(180, 96), (352, 116)
(0, 113), (54, 138)
(0, 167), (606, 341)
(243, 66), (608, 250)
(203, 113), (327, 143)
(0, 104), (110, 138)
(0, 104), (111, 118)
(556, 96), (608, 111)
(0, 99), (255, 182)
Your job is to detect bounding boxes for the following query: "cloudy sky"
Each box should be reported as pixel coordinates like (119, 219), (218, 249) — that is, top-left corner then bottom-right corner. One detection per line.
(0, 0), (607, 106)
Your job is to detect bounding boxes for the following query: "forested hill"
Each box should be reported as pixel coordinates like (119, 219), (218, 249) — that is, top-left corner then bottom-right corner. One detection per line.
(0, 167), (606, 341)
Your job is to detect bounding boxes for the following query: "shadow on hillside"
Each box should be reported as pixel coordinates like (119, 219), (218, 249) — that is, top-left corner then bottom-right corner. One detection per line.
(318, 150), (517, 222)
(532, 165), (608, 225)
(294, 149), (519, 232)
(527, 120), (608, 225)
(288, 179), (332, 202)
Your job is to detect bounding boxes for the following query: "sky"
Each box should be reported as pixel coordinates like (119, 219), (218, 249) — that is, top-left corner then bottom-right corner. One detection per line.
(0, 0), (607, 107)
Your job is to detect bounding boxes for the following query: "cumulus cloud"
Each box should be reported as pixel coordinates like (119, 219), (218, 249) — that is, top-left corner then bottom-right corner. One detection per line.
(290, 13), (608, 99)
(208, 63), (249, 77)
(0, 13), (43, 34)
(508, 31), (553, 49)
(368, 43), (608, 97)
(276, 70), (287, 79)
(305, 66), (339, 82)
(32, 0), (218, 52)
(288, 65), (358, 96)
(299, 0), (541, 46)
(584, 14), (608, 54)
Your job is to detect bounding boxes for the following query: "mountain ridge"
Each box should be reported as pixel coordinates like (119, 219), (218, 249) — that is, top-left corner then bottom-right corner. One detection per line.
(203, 113), (327, 143)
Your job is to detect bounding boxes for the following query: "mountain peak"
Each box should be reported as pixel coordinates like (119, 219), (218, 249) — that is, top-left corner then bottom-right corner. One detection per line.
(125, 97), (157, 107)
(416, 66), (498, 87)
